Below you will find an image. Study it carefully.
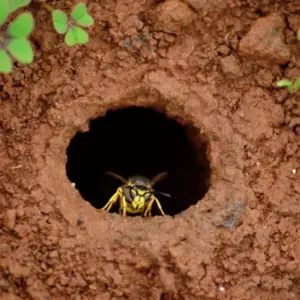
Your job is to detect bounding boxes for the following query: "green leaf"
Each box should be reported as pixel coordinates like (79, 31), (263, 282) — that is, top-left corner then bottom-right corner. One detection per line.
(0, 0), (10, 26)
(8, 0), (31, 13)
(71, 2), (87, 21)
(0, 49), (12, 73)
(52, 10), (68, 34)
(277, 79), (293, 88)
(74, 26), (88, 44)
(71, 2), (94, 27)
(65, 28), (76, 46)
(65, 26), (88, 46)
(76, 14), (94, 27)
(7, 12), (34, 38)
(297, 29), (300, 41)
(7, 38), (33, 64)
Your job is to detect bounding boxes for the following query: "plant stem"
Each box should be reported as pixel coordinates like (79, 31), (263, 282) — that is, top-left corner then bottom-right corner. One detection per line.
(35, 0), (54, 12)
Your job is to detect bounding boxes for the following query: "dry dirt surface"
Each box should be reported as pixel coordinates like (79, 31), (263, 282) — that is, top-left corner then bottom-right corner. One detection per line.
(1, 0), (300, 299)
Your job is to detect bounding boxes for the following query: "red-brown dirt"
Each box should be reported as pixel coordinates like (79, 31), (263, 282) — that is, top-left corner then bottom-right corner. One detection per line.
(1, 0), (300, 299)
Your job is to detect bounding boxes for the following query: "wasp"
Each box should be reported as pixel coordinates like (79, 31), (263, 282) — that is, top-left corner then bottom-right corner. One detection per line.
(100, 171), (171, 217)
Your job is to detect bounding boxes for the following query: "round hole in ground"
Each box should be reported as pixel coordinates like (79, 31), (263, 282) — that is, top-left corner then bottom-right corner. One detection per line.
(66, 107), (211, 216)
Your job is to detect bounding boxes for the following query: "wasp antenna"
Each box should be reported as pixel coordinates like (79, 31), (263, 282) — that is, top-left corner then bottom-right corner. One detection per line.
(150, 171), (168, 187)
(153, 190), (171, 198)
(105, 171), (128, 184)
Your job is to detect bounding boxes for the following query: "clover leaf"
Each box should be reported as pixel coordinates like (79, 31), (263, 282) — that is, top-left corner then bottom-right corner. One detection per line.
(51, 2), (94, 47)
(0, 49), (12, 74)
(6, 12), (34, 64)
(8, 12), (34, 38)
(277, 78), (300, 93)
(7, 38), (33, 64)
(52, 10), (68, 34)
(277, 79), (293, 89)
(0, 0), (10, 26)
(71, 2), (94, 27)
(0, 1), (93, 74)
(65, 26), (88, 46)
(8, 0), (31, 13)
(0, 11), (34, 74)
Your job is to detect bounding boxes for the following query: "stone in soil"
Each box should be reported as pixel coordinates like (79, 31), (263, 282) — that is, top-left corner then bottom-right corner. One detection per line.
(3, 209), (17, 230)
(239, 13), (291, 65)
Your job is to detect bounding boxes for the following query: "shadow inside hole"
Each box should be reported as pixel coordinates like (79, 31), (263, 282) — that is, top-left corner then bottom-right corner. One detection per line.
(66, 107), (211, 216)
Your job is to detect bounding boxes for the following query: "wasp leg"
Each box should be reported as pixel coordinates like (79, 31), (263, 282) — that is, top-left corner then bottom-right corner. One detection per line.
(121, 195), (127, 216)
(152, 196), (166, 216)
(144, 198), (154, 217)
(144, 195), (166, 217)
(101, 188), (123, 212)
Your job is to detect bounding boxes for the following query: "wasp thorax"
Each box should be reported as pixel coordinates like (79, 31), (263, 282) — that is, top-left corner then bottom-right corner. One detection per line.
(129, 176), (151, 187)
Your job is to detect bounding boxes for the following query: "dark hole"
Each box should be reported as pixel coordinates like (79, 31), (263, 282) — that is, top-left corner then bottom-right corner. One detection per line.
(153, 0), (165, 4)
(255, 9), (265, 17)
(66, 107), (211, 216)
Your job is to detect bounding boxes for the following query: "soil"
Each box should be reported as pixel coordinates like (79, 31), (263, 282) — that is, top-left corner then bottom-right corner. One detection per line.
(1, 0), (300, 299)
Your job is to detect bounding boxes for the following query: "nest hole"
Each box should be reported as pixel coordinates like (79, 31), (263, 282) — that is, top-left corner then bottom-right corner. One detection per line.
(66, 107), (211, 216)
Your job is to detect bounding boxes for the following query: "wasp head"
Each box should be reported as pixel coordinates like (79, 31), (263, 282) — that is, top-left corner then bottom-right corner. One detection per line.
(106, 171), (171, 210)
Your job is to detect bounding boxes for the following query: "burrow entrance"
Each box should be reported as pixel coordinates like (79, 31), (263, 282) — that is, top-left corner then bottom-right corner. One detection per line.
(66, 107), (211, 216)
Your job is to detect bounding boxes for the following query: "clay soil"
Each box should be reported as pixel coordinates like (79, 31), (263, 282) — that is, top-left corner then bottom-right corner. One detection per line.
(1, 0), (300, 299)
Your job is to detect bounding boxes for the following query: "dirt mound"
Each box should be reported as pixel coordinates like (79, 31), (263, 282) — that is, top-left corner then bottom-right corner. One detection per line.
(1, 0), (300, 299)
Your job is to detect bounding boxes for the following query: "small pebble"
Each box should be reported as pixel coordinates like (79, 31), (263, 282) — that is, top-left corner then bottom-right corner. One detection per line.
(71, 182), (76, 187)
(292, 169), (297, 174)
(219, 286), (225, 292)
(40, 203), (53, 214)
(77, 219), (83, 226)
(89, 283), (98, 290)
(0, 278), (9, 290)
(3, 209), (17, 230)
(49, 250), (59, 258)
(16, 206), (25, 217)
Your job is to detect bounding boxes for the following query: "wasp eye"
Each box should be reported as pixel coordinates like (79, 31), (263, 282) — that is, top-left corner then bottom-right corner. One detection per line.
(130, 188), (137, 199)
(144, 193), (151, 202)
